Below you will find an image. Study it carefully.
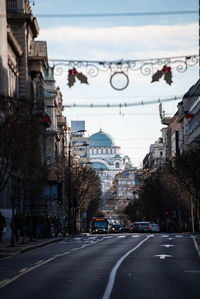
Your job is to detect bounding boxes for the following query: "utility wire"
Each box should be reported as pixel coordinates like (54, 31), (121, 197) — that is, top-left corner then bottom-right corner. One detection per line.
(35, 10), (198, 18)
(63, 96), (181, 108)
(49, 54), (198, 64)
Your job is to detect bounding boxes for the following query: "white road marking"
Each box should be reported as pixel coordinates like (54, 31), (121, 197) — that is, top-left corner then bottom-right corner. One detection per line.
(19, 268), (28, 273)
(0, 236), (108, 289)
(154, 254), (173, 259)
(168, 238), (174, 240)
(0, 255), (57, 289)
(192, 237), (200, 257)
(131, 235), (140, 238)
(175, 235), (183, 238)
(0, 280), (10, 288)
(161, 244), (175, 248)
(161, 235), (169, 238)
(35, 260), (44, 265)
(102, 235), (152, 299)
(117, 235), (126, 238)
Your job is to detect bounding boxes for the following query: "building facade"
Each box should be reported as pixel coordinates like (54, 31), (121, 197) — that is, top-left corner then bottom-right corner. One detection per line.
(0, 0), (53, 236)
(89, 129), (135, 216)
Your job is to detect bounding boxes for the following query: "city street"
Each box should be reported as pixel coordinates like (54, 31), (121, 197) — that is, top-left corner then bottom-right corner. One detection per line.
(0, 233), (200, 299)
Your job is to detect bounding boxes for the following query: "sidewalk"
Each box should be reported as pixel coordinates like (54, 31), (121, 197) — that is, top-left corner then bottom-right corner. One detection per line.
(0, 236), (64, 260)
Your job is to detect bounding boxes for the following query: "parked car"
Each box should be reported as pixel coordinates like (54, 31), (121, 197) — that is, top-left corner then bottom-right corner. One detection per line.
(133, 222), (151, 233)
(150, 223), (160, 233)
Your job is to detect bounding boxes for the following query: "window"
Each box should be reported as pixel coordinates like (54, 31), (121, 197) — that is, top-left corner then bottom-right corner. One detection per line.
(116, 162), (120, 168)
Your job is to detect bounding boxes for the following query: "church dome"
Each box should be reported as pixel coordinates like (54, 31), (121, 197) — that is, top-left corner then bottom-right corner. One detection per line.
(90, 129), (115, 148)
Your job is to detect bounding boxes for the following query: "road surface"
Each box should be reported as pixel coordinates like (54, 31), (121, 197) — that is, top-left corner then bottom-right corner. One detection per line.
(0, 233), (200, 299)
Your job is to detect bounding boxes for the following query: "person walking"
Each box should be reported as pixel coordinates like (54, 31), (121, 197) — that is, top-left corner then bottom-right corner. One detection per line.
(0, 211), (6, 242)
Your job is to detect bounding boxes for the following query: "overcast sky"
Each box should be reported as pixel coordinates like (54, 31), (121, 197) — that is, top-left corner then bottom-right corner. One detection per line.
(32, 0), (199, 167)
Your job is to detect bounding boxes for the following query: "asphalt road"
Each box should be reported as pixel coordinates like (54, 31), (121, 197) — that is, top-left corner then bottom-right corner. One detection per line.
(0, 233), (200, 299)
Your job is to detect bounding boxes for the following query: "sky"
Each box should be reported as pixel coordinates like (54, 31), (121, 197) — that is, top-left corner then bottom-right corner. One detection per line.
(32, 0), (199, 167)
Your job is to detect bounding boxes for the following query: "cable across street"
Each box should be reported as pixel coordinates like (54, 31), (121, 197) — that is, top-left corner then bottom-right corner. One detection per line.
(63, 96), (182, 108)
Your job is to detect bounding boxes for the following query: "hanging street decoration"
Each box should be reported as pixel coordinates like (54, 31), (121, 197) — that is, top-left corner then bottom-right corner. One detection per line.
(49, 54), (198, 91)
(67, 68), (88, 87)
(110, 71), (129, 90)
(151, 65), (173, 85)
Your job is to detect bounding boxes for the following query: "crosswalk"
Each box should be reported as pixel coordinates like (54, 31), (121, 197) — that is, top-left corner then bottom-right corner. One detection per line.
(66, 233), (200, 243)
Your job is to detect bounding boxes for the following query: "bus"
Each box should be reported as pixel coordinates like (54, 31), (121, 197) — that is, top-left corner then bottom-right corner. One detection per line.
(91, 217), (109, 234)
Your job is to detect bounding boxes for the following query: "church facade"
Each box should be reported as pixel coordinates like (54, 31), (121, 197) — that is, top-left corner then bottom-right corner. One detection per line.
(89, 130), (134, 216)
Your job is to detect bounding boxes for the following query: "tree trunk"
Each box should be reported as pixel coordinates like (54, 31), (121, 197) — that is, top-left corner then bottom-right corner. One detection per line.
(190, 197), (195, 233)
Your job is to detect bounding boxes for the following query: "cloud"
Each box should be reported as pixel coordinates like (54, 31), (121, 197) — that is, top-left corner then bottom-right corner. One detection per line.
(38, 23), (198, 60)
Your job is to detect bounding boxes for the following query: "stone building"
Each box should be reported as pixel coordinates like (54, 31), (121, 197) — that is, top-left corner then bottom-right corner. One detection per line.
(89, 129), (135, 216)
(0, 0), (51, 234)
(43, 66), (70, 216)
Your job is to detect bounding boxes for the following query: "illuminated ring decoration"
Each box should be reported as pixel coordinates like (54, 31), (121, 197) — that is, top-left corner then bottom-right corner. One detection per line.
(110, 71), (129, 91)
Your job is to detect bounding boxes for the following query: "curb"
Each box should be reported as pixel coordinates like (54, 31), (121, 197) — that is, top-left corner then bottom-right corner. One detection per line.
(20, 238), (64, 253)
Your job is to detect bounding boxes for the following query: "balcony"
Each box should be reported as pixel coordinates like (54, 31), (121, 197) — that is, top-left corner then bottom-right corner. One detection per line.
(28, 41), (48, 77)
(7, 0), (31, 14)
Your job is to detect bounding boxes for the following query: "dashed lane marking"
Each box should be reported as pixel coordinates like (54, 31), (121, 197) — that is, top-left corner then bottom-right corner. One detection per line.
(0, 236), (108, 289)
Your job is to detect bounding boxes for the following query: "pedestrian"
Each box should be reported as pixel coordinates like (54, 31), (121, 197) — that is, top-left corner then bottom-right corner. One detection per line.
(53, 217), (61, 238)
(11, 214), (21, 242)
(0, 211), (6, 242)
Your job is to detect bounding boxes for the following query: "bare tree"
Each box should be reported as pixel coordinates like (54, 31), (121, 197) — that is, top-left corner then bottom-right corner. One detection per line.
(66, 160), (101, 233)
(166, 149), (200, 232)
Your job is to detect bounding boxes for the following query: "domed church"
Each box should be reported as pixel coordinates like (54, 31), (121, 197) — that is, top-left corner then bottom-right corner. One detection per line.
(89, 129), (133, 194)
